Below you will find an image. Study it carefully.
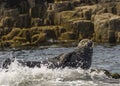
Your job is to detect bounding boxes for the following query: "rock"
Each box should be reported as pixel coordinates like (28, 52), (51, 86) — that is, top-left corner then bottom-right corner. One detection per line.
(31, 18), (43, 26)
(13, 36), (27, 43)
(29, 6), (47, 18)
(43, 29), (57, 40)
(72, 20), (94, 39)
(90, 69), (120, 79)
(51, 1), (74, 12)
(17, 0), (29, 14)
(31, 33), (46, 45)
(2, 28), (21, 40)
(54, 11), (76, 24)
(117, 32), (120, 42)
(60, 32), (77, 40)
(14, 14), (31, 28)
(93, 13), (120, 43)
(3, 9), (19, 17)
(75, 5), (97, 20)
(44, 11), (55, 25)
(111, 73), (120, 79)
(1, 17), (14, 27)
(3, 0), (23, 8)
(17, 29), (31, 43)
(2, 40), (14, 47)
(30, 27), (42, 36)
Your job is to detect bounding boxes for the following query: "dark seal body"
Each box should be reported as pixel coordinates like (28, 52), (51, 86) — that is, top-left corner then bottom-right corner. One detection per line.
(2, 39), (93, 69)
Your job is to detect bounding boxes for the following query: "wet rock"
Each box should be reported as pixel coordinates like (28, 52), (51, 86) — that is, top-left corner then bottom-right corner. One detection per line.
(111, 73), (120, 79)
(90, 69), (120, 79)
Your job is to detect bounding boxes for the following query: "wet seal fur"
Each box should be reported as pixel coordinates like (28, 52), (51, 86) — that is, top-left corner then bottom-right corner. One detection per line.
(2, 39), (93, 69)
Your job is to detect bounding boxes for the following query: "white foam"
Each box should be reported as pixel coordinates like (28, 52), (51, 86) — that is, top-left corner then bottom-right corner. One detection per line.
(0, 61), (119, 86)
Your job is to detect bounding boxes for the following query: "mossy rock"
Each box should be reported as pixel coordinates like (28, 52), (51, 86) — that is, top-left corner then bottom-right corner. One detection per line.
(14, 14), (31, 28)
(18, 29), (31, 42)
(72, 20), (94, 39)
(29, 6), (46, 18)
(0, 27), (12, 37)
(117, 32), (120, 43)
(2, 28), (21, 40)
(2, 40), (14, 47)
(31, 18), (43, 26)
(4, 9), (19, 17)
(102, 69), (111, 77)
(30, 27), (42, 36)
(2, 17), (14, 27)
(43, 29), (57, 39)
(31, 33), (46, 45)
(59, 32), (77, 40)
(13, 36), (27, 43)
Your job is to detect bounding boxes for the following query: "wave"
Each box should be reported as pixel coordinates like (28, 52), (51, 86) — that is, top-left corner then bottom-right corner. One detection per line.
(0, 61), (119, 86)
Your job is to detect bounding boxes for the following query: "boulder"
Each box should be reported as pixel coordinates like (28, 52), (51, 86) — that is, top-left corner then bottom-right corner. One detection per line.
(29, 6), (47, 18)
(54, 11), (75, 25)
(1, 17), (14, 27)
(31, 18), (43, 26)
(17, 29), (31, 43)
(51, 1), (74, 12)
(72, 20), (94, 39)
(75, 5), (98, 20)
(18, 0), (29, 14)
(31, 33), (46, 45)
(14, 14), (31, 28)
(44, 11), (55, 25)
(2, 28), (21, 40)
(93, 13), (120, 43)
(117, 32), (120, 42)
(59, 31), (77, 40)
(43, 29), (57, 39)
(30, 27), (42, 36)
(3, 9), (19, 17)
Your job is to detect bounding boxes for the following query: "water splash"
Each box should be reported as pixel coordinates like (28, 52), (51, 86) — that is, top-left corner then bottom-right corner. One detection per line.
(0, 61), (119, 86)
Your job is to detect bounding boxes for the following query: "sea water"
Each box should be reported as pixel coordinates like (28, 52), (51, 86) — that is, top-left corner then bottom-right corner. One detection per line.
(0, 45), (120, 86)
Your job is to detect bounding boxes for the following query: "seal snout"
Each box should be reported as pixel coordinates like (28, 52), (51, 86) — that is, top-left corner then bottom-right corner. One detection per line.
(78, 39), (93, 48)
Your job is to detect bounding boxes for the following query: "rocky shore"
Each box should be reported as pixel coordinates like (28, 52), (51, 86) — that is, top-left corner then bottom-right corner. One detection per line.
(0, 0), (120, 48)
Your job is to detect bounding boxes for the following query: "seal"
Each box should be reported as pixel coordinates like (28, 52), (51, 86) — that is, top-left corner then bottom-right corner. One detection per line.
(2, 39), (93, 69)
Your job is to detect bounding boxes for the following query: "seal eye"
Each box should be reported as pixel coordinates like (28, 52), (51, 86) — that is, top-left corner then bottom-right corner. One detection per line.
(87, 41), (93, 47)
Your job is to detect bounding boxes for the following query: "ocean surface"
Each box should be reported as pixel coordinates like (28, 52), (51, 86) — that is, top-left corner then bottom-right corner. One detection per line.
(0, 44), (120, 86)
